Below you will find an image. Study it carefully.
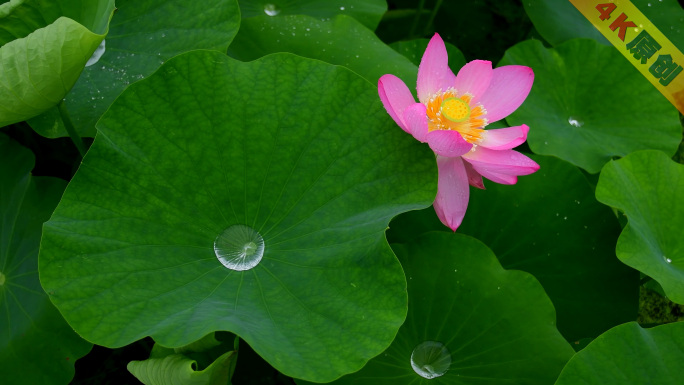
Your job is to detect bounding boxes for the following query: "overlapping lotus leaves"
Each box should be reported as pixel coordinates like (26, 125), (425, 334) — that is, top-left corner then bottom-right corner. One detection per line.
(501, 38), (680, 173)
(27, 0), (240, 138)
(596, 150), (684, 304)
(227, 14), (418, 87)
(322, 233), (573, 385)
(38, 50), (437, 382)
(238, 0), (387, 30)
(524, 0), (684, 49)
(388, 155), (639, 342)
(0, 134), (91, 385)
(555, 321), (684, 385)
(0, 0), (115, 127)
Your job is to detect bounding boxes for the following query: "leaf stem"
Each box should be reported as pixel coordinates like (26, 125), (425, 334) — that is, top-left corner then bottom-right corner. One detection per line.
(57, 100), (87, 157)
(409, 0), (426, 39)
(423, 0), (444, 36)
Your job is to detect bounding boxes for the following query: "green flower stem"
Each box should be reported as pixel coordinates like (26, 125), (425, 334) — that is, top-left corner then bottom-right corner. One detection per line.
(409, 0), (425, 39)
(423, 0), (444, 36)
(57, 100), (87, 157)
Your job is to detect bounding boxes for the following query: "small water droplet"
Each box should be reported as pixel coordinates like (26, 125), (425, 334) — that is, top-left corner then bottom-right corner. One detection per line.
(564, 216), (567, 220)
(214, 225), (264, 271)
(648, 2), (652, 6)
(264, 3), (280, 16)
(410, 341), (451, 379)
(568, 116), (584, 127)
(664, 256), (672, 263)
(340, 6), (345, 10)
(350, 283), (357, 287)
(86, 40), (106, 67)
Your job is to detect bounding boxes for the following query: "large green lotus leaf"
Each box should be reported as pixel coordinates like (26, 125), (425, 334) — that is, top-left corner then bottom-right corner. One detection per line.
(0, 133), (92, 385)
(555, 321), (684, 385)
(38, 50), (437, 382)
(319, 233), (573, 385)
(388, 155), (639, 342)
(238, 0), (386, 30)
(227, 14), (418, 87)
(28, 0), (240, 138)
(596, 150), (684, 304)
(390, 38), (466, 70)
(0, 0), (115, 127)
(525, 0), (684, 48)
(501, 38), (681, 173)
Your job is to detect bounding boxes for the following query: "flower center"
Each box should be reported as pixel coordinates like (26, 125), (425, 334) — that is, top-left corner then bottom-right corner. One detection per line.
(441, 98), (470, 122)
(425, 90), (487, 144)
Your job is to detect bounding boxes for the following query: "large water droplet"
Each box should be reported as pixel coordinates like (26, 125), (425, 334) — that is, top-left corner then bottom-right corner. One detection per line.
(214, 225), (264, 271)
(264, 4), (280, 16)
(86, 40), (106, 67)
(410, 341), (451, 379)
(568, 116), (584, 127)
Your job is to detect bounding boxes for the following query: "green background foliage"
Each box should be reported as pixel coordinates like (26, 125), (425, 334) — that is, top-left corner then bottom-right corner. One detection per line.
(596, 150), (684, 304)
(555, 322), (684, 385)
(321, 233), (573, 385)
(1, 0), (683, 383)
(502, 39), (681, 174)
(27, 0), (241, 138)
(0, 134), (92, 385)
(389, 155), (640, 343)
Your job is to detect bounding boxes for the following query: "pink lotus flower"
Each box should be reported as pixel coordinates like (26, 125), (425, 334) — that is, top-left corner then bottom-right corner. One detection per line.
(378, 33), (539, 231)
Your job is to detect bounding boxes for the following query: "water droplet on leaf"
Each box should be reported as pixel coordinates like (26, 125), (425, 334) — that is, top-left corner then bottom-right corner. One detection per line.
(214, 225), (265, 271)
(86, 40), (106, 67)
(264, 3), (280, 16)
(411, 341), (451, 379)
(568, 116), (584, 127)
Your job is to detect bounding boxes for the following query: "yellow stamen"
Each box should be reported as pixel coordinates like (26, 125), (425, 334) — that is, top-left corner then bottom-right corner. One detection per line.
(425, 90), (487, 144)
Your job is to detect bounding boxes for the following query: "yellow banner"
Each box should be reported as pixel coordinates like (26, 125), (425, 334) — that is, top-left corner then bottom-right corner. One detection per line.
(569, 0), (684, 115)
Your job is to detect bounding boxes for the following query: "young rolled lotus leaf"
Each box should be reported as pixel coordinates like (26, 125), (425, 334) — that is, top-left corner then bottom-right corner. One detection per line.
(0, 0), (115, 127)
(388, 155), (639, 343)
(238, 0), (387, 30)
(227, 14), (418, 87)
(0, 134), (92, 385)
(128, 333), (237, 385)
(501, 39), (681, 173)
(38, 50), (436, 382)
(27, 0), (241, 138)
(555, 321), (684, 385)
(308, 233), (573, 385)
(596, 150), (684, 304)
